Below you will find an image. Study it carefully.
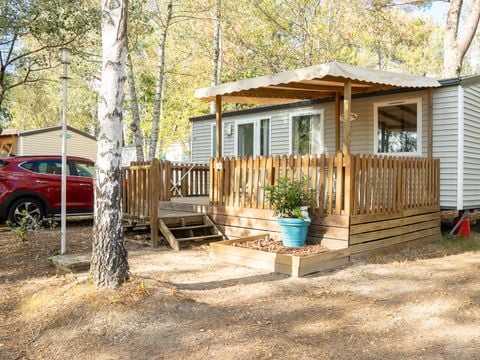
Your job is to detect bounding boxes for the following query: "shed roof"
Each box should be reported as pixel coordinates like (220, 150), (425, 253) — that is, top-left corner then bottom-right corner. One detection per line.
(0, 126), (96, 140)
(195, 62), (441, 105)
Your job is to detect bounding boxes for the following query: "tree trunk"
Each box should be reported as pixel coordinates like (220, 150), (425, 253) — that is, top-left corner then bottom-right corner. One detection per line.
(126, 49), (144, 162)
(0, 87), (4, 109)
(210, 0), (222, 114)
(443, 0), (480, 78)
(91, 0), (129, 288)
(148, 0), (173, 160)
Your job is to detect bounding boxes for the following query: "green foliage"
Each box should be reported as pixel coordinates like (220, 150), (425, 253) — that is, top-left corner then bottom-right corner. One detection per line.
(6, 210), (42, 242)
(264, 176), (315, 218)
(0, 0), (462, 156)
(0, 0), (100, 105)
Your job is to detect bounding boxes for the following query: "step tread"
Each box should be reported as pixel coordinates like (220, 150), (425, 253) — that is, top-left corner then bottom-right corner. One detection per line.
(176, 234), (223, 242)
(169, 224), (213, 231)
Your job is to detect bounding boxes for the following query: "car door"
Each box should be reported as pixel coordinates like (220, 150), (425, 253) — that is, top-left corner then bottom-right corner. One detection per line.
(21, 159), (64, 210)
(69, 159), (94, 211)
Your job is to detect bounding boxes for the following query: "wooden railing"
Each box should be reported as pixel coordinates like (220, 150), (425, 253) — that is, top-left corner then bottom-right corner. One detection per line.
(210, 154), (347, 214)
(350, 155), (440, 216)
(210, 154), (440, 216)
(121, 159), (210, 246)
(121, 159), (171, 222)
(171, 163), (209, 197)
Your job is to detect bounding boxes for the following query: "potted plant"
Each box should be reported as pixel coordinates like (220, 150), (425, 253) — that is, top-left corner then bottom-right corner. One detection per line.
(264, 176), (315, 247)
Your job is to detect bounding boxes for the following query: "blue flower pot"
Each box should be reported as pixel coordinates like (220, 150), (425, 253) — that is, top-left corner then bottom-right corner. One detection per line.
(277, 217), (310, 247)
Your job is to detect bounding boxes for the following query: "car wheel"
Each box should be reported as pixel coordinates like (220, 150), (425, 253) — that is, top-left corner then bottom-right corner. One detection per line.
(8, 197), (45, 227)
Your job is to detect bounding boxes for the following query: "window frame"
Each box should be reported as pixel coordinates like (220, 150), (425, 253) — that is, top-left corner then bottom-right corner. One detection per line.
(233, 116), (272, 157)
(288, 110), (325, 156)
(373, 98), (423, 156)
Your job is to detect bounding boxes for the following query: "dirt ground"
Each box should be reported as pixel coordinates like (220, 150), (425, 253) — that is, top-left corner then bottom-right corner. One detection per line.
(1, 219), (480, 360)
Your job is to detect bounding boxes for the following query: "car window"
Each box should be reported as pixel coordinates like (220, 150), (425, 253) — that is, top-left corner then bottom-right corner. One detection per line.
(74, 161), (95, 178)
(20, 161), (37, 172)
(20, 160), (70, 175)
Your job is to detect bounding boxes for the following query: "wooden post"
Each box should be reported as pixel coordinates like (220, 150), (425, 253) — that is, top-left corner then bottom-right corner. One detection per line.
(335, 92), (341, 152)
(215, 95), (222, 158)
(344, 154), (352, 216)
(149, 159), (159, 247)
(427, 88), (433, 158)
(342, 80), (352, 155)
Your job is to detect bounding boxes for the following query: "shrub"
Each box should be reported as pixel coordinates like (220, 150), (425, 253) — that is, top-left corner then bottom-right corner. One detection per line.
(264, 176), (315, 219)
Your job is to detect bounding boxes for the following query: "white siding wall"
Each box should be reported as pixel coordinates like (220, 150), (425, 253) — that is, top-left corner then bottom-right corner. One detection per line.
(192, 90), (430, 161)
(432, 86), (458, 209)
(191, 119), (214, 163)
(462, 83), (480, 209)
(21, 129), (97, 161)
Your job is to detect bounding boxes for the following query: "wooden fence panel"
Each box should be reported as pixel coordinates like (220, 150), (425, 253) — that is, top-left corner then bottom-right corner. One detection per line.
(209, 154), (440, 217)
(210, 153), (346, 215)
(349, 155), (440, 216)
(122, 160), (209, 218)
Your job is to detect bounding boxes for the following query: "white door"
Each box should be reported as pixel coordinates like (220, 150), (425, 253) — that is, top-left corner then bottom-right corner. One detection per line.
(235, 118), (270, 157)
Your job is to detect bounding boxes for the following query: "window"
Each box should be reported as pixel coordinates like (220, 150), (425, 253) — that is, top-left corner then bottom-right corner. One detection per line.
(74, 161), (95, 178)
(290, 112), (323, 155)
(234, 118), (270, 157)
(20, 160), (71, 175)
(375, 99), (421, 154)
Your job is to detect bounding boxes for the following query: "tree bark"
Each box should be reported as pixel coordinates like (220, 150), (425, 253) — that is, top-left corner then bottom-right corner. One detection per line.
(126, 49), (144, 161)
(443, 0), (480, 78)
(148, 0), (173, 160)
(91, 0), (129, 288)
(210, 0), (222, 114)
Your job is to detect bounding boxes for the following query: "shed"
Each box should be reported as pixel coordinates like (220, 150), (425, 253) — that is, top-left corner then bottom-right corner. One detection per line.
(0, 125), (97, 161)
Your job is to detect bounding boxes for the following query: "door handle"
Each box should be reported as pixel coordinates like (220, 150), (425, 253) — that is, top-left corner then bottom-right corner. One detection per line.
(35, 180), (47, 184)
(79, 183), (91, 187)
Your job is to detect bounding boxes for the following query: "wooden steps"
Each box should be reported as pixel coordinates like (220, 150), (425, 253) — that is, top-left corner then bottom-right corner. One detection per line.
(158, 215), (225, 251)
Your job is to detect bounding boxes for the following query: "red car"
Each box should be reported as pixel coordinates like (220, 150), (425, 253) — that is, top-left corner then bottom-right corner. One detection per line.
(0, 156), (95, 225)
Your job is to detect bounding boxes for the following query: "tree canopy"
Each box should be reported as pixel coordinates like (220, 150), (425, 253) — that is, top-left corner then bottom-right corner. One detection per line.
(1, 0), (479, 157)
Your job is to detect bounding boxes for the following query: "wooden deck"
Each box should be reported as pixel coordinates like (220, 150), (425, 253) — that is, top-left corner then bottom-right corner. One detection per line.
(122, 155), (441, 260)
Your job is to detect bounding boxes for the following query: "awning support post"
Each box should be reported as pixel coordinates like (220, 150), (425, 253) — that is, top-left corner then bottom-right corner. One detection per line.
(342, 80), (352, 155)
(335, 92), (341, 152)
(215, 95), (222, 158)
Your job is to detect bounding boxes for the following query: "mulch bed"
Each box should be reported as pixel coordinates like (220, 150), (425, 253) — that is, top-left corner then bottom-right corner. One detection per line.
(232, 237), (330, 256)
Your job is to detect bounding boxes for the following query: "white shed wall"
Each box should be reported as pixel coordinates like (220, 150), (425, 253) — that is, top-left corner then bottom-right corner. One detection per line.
(20, 129), (97, 161)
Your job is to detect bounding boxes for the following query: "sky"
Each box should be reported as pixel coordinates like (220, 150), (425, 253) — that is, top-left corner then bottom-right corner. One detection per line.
(413, 1), (448, 26)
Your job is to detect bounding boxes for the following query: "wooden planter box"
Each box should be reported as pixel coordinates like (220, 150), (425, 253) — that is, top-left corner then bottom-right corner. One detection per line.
(209, 234), (350, 277)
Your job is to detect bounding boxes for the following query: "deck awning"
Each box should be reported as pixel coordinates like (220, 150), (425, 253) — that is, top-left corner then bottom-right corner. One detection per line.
(195, 62), (441, 105)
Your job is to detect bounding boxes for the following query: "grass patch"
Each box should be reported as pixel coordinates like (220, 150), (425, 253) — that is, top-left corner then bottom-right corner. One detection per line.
(438, 234), (480, 251)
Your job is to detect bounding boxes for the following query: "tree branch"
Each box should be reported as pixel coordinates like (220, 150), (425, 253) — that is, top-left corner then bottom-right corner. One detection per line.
(5, 33), (18, 65)
(6, 35), (79, 66)
(458, 0), (480, 56)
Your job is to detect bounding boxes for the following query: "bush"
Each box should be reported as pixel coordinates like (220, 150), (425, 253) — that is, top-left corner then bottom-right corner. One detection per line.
(6, 210), (42, 242)
(264, 176), (315, 219)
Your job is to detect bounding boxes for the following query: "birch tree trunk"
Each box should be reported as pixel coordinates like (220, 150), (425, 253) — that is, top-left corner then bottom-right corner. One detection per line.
(148, 0), (173, 160)
(443, 0), (480, 78)
(126, 49), (144, 161)
(209, 0), (222, 114)
(91, 0), (129, 288)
